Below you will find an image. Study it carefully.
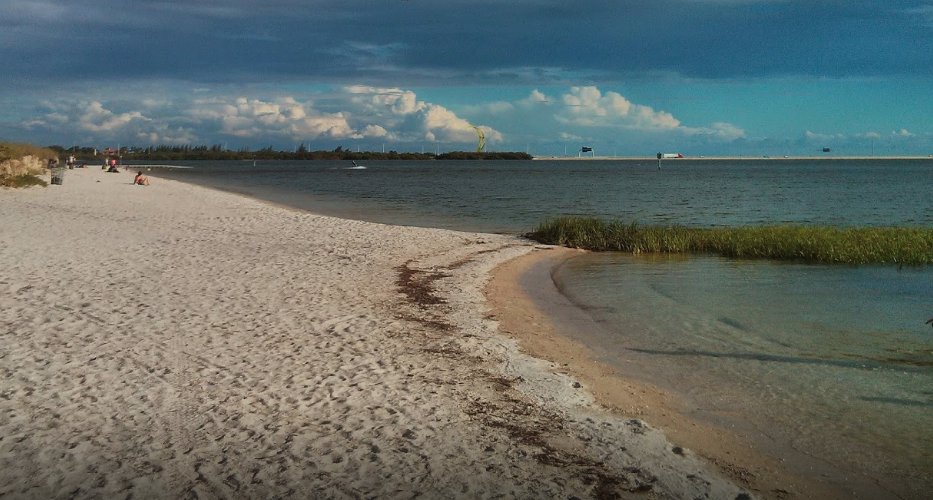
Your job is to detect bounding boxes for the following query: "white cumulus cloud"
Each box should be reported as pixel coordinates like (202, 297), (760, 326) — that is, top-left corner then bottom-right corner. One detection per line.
(78, 101), (149, 133)
(550, 87), (682, 130)
(343, 85), (502, 143)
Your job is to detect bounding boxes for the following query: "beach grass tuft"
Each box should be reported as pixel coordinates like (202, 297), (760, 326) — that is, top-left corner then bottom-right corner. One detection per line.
(528, 217), (933, 265)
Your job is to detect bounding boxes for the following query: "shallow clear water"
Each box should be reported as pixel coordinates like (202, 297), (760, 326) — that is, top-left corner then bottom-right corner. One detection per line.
(151, 159), (933, 495)
(553, 253), (932, 496)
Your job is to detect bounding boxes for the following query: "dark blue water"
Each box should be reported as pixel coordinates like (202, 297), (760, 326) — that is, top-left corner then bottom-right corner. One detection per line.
(150, 159), (933, 496)
(148, 159), (933, 232)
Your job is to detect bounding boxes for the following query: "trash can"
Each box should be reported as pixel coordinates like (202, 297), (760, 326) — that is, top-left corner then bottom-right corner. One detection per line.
(50, 165), (65, 185)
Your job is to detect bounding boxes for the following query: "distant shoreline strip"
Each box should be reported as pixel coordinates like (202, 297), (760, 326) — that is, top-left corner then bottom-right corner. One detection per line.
(531, 155), (933, 161)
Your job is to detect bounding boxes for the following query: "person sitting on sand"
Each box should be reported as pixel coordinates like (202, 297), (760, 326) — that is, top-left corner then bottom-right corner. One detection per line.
(134, 172), (150, 185)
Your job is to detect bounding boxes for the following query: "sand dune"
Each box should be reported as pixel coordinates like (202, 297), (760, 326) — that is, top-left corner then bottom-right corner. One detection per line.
(0, 168), (750, 499)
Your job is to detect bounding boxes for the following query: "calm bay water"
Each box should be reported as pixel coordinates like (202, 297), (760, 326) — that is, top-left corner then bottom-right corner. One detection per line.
(152, 159), (933, 496)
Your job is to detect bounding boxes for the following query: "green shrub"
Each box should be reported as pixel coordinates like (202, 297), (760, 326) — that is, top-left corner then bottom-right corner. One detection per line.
(0, 174), (48, 188)
(0, 142), (58, 188)
(0, 142), (57, 164)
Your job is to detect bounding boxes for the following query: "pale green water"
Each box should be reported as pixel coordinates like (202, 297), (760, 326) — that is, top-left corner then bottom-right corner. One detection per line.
(552, 253), (931, 498)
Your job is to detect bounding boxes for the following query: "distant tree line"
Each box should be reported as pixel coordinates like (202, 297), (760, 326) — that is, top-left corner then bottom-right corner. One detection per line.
(48, 144), (532, 161)
(435, 151), (531, 160)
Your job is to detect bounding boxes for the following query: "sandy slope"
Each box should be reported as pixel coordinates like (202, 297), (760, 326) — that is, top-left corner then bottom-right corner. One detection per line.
(0, 168), (750, 499)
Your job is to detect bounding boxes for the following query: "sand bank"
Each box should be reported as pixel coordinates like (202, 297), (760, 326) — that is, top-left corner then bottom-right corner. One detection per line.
(1, 168), (750, 499)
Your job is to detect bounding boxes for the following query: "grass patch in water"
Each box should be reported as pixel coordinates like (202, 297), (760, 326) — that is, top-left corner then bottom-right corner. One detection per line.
(528, 217), (933, 265)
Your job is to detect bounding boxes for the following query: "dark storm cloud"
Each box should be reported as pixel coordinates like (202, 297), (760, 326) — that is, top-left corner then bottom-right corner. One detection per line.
(3, 0), (930, 89)
(3, 1), (932, 155)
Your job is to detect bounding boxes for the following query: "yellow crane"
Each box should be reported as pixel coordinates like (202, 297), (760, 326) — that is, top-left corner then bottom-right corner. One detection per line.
(471, 126), (485, 153)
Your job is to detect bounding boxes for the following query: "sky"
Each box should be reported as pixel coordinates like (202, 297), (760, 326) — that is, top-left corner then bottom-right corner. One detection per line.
(2, 0), (932, 157)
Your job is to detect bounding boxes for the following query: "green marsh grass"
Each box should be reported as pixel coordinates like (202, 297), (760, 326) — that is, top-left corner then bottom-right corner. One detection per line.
(529, 217), (933, 265)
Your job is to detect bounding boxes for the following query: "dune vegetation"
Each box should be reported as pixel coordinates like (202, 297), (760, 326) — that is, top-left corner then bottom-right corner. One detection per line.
(0, 142), (57, 188)
(528, 216), (933, 265)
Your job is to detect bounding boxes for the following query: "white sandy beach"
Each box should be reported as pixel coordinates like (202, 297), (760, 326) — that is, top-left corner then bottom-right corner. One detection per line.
(0, 167), (759, 499)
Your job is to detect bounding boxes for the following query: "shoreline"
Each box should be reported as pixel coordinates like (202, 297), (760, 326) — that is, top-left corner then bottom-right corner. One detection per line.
(129, 163), (924, 492)
(1, 168), (752, 499)
(485, 250), (855, 500)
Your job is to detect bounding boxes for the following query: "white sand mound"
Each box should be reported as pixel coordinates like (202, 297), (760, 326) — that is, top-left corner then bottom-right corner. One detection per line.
(0, 168), (751, 499)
